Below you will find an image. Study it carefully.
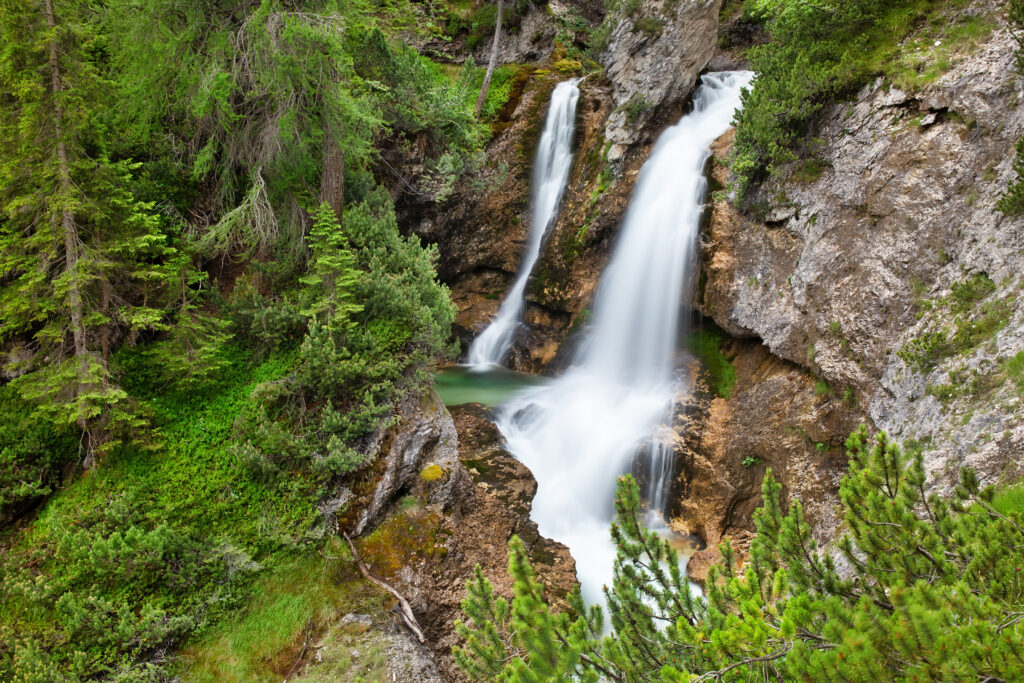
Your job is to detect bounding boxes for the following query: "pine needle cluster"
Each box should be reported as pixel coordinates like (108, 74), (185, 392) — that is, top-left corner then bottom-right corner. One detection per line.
(456, 427), (1024, 681)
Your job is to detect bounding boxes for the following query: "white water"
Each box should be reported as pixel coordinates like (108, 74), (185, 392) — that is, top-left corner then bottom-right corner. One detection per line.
(496, 71), (754, 604)
(468, 79), (581, 367)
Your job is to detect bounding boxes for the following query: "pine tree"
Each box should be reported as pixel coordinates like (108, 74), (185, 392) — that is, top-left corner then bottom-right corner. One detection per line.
(456, 427), (1024, 681)
(298, 203), (362, 338)
(0, 0), (185, 463)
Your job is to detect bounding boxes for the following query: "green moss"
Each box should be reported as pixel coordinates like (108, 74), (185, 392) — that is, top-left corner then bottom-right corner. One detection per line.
(792, 157), (826, 184)
(553, 59), (583, 74)
(993, 481), (1024, 517)
(461, 457), (493, 476)
(632, 16), (665, 39)
(180, 536), (398, 681)
(1001, 350), (1024, 391)
(685, 324), (737, 400)
(899, 274), (1014, 374)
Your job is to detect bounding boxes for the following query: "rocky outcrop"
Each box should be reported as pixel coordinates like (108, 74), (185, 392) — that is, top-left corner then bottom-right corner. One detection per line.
(599, 0), (724, 160)
(674, 339), (861, 581)
(698, 25), (1024, 502)
(355, 390), (471, 535)
(346, 397), (575, 681)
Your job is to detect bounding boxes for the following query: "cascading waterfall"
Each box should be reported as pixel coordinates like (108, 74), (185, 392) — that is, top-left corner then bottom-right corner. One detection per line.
(467, 79), (581, 368)
(496, 71), (754, 603)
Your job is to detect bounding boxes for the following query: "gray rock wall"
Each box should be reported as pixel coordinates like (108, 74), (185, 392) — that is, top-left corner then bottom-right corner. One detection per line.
(700, 26), (1024, 495)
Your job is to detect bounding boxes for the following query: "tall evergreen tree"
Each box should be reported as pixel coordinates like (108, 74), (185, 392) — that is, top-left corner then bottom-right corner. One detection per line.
(0, 0), (186, 463)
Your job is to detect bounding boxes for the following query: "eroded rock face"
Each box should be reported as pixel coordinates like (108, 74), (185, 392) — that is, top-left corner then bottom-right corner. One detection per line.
(416, 70), (622, 373)
(698, 26), (1024, 498)
(600, 0), (724, 159)
(355, 390), (469, 536)
(676, 341), (861, 573)
(349, 398), (576, 682)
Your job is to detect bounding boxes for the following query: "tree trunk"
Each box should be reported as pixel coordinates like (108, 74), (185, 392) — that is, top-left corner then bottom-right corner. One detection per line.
(45, 0), (92, 465)
(475, 0), (504, 118)
(321, 127), (345, 220)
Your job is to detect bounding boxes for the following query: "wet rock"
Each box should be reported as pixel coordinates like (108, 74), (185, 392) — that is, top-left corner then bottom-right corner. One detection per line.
(676, 340), (861, 552)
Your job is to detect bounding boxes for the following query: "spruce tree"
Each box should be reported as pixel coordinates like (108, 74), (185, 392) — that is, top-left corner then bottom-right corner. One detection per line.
(0, 0), (185, 462)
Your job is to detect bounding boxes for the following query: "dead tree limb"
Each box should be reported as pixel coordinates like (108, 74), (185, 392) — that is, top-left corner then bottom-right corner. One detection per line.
(343, 533), (426, 644)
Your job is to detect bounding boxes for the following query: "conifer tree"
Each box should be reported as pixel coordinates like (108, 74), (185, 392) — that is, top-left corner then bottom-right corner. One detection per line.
(457, 428), (1024, 681)
(0, 0), (187, 463)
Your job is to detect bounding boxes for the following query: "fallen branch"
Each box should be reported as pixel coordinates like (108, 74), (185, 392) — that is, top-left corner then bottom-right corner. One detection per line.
(343, 532), (426, 644)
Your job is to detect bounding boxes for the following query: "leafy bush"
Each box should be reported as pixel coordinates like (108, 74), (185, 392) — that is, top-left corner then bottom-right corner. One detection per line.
(732, 0), (946, 196)
(899, 274), (1012, 374)
(1, 487), (257, 680)
(457, 427), (1024, 680)
(237, 193), (455, 479)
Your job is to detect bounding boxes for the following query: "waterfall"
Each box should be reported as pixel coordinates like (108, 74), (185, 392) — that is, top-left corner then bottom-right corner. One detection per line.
(467, 79), (581, 368)
(496, 71), (754, 603)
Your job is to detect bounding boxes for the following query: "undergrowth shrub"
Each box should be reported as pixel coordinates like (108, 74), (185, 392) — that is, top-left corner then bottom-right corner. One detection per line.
(456, 427), (1024, 680)
(0, 385), (78, 524)
(235, 192), (456, 480)
(732, 0), (970, 197)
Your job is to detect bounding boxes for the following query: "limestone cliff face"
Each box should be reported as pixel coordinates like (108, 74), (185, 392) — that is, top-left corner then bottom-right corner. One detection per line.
(599, 0), (724, 160)
(698, 25), (1024, 525)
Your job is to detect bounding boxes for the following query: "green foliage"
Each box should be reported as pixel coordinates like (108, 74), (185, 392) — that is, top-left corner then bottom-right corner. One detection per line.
(457, 427), (1024, 680)
(0, 346), (317, 680)
(993, 481), (1024, 517)
(2, 0), (464, 678)
(0, 0), (216, 456)
(299, 204), (363, 336)
(731, 0), (982, 196)
(899, 274), (1012, 374)
(1000, 3), (1024, 216)
(236, 190), (456, 479)
(686, 325), (737, 399)
(0, 385), (78, 524)
(997, 137), (1024, 215)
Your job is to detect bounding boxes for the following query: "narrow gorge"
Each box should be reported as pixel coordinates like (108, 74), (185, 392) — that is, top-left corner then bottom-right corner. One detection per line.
(2, 0), (1023, 680)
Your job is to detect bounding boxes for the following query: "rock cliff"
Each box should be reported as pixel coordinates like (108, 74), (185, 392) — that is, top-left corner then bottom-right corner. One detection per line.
(690, 21), (1024, 555)
(340, 393), (575, 680)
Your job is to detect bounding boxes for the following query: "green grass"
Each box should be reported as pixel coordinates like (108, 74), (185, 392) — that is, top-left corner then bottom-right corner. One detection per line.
(0, 344), (335, 678)
(993, 481), (1024, 517)
(1002, 350), (1024, 391)
(181, 543), (389, 681)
